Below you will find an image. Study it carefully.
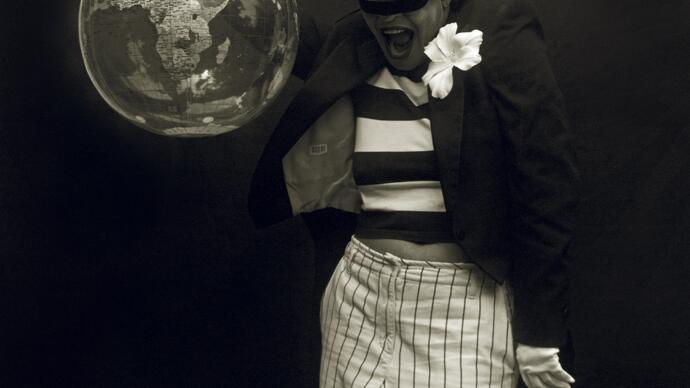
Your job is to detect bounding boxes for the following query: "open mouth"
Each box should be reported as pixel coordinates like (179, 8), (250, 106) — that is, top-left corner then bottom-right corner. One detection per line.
(381, 27), (415, 58)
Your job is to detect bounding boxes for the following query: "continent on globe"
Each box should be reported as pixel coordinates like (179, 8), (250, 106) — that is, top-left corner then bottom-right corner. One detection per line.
(109, 0), (230, 84)
(79, 0), (298, 136)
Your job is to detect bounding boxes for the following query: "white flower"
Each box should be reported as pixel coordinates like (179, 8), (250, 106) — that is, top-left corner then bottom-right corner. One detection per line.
(422, 23), (483, 99)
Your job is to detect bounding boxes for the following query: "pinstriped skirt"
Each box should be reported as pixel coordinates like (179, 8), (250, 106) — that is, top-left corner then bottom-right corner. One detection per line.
(319, 236), (517, 388)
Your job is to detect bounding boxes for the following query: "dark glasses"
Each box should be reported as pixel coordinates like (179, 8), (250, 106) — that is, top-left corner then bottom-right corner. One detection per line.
(358, 0), (430, 15)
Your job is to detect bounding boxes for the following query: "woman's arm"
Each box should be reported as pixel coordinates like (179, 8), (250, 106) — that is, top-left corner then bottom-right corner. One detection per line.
(482, 0), (580, 348)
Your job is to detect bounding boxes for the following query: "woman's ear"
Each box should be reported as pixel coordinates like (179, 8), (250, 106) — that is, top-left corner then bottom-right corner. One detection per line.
(442, 0), (452, 9)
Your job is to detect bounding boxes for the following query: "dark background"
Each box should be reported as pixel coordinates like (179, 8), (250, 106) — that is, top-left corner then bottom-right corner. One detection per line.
(1, 0), (689, 387)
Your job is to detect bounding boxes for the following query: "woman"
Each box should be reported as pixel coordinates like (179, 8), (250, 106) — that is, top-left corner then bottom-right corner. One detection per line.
(249, 0), (579, 387)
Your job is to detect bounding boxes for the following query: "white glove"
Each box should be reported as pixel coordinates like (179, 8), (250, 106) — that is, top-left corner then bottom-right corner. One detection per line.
(516, 344), (575, 388)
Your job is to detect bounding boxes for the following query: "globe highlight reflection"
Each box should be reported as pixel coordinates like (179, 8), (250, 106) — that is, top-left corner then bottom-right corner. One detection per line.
(79, 0), (298, 137)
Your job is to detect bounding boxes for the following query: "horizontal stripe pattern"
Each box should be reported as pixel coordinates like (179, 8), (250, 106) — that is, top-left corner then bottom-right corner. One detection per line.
(351, 66), (451, 241)
(355, 211), (455, 242)
(358, 181), (447, 212)
(352, 83), (430, 121)
(353, 151), (439, 185)
(354, 118), (433, 152)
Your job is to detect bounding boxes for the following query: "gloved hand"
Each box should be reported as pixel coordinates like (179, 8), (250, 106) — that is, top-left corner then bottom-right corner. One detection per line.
(516, 344), (575, 388)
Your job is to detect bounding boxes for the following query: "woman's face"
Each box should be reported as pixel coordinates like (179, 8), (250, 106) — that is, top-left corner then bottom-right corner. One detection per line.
(362, 0), (451, 71)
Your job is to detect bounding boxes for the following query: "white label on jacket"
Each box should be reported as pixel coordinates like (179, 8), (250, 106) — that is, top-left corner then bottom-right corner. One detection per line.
(309, 144), (328, 155)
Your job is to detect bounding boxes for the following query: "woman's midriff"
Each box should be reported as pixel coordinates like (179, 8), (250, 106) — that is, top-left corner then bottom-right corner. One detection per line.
(356, 237), (469, 263)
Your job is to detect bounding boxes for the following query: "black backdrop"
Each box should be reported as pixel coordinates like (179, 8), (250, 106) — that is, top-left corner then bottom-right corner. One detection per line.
(1, 0), (689, 387)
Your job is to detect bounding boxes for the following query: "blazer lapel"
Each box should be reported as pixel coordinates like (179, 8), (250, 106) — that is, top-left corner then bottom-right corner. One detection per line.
(429, 68), (465, 213)
(428, 5), (477, 213)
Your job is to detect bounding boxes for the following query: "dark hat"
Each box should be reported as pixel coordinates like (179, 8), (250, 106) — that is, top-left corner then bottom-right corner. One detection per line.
(358, 0), (431, 15)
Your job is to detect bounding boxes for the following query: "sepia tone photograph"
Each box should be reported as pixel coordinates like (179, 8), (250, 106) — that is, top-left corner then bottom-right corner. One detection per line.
(1, 0), (688, 387)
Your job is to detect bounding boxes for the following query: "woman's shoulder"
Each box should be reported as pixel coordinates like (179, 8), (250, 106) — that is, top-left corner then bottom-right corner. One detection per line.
(319, 10), (376, 53)
(459, 0), (541, 34)
(457, 0), (546, 74)
(331, 9), (369, 37)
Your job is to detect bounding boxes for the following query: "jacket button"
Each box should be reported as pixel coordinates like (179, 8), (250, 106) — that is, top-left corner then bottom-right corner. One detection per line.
(455, 230), (466, 240)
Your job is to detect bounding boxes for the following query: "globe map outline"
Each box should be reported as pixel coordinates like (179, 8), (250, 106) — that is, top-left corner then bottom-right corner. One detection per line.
(79, 0), (298, 137)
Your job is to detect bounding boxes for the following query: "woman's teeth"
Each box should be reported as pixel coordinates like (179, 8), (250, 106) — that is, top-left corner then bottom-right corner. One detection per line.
(382, 28), (413, 47)
(383, 28), (407, 35)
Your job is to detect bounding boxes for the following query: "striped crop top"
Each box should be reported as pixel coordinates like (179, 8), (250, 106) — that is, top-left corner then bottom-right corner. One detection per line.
(351, 67), (455, 243)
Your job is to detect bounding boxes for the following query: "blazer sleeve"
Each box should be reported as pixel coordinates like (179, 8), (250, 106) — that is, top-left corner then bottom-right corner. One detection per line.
(482, 0), (580, 347)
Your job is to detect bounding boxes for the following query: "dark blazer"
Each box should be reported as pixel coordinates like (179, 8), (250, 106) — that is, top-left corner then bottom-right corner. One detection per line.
(248, 0), (579, 347)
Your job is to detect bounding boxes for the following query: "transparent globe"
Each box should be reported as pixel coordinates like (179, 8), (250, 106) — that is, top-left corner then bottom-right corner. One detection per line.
(79, 0), (298, 137)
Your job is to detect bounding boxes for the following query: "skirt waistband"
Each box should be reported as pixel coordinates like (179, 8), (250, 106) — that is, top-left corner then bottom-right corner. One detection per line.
(345, 235), (477, 271)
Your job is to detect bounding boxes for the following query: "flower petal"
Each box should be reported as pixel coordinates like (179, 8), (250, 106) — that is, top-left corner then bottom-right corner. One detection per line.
(427, 67), (454, 99)
(423, 24), (484, 98)
(434, 22), (459, 57)
(424, 39), (447, 63)
(422, 61), (453, 85)
(453, 30), (483, 51)
(453, 52), (482, 71)
(437, 22), (458, 41)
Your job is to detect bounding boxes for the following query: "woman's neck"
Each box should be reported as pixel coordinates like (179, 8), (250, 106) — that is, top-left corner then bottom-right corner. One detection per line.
(386, 58), (430, 83)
